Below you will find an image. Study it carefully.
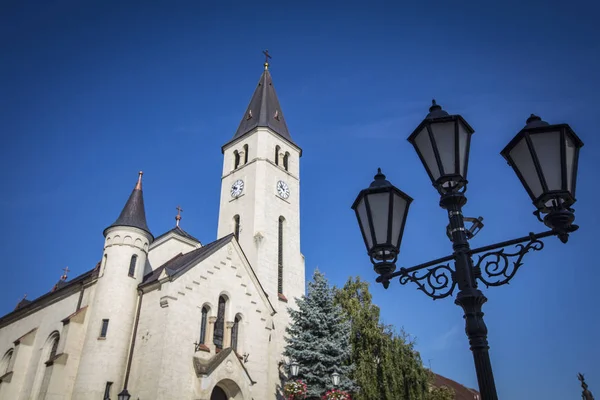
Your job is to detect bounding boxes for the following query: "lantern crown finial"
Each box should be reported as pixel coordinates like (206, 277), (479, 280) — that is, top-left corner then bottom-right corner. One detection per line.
(427, 99), (449, 119)
(525, 114), (549, 128)
(370, 168), (391, 188)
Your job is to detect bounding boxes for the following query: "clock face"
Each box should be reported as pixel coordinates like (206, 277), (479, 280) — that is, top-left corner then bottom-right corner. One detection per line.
(277, 180), (290, 199)
(231, 179), (244, 198)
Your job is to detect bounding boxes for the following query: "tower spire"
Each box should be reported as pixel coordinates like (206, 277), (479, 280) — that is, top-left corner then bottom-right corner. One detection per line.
(229, 54), (296, 147)
(103, 171), (152, 238)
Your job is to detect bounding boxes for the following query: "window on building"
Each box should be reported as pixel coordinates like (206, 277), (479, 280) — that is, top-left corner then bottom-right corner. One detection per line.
(234, 150), (240, 169)
(213, 296), (226, 349)
(243, 144), (249, 164)
(101, 254), (108, 274)
(200, 306), (208, 344)
(48, 334), (59, 361)
(283, 152), (290, 171)
(233, 215), (240, 241)
(128, 254), (137, 277)
(1, 349), (13, 374)
(103, 382), (113, 400)
(100, 319), (109, 338)
(231, 315), (241, 352)
(275, 145), (280, 165)
(278, 216), (284, 294)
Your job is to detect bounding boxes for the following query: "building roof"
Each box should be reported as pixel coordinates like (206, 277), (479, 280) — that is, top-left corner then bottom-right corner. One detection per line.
(142, 234), (233, 285)
(104, 172), (152, 238)
(154, 226), (202, 244)
(229, 67), (296, 147)
(433, 373), (480, 400)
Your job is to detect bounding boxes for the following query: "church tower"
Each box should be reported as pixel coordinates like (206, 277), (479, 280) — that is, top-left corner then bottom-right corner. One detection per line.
(72, 172), (153, 399)
(216, 58), (306, 387)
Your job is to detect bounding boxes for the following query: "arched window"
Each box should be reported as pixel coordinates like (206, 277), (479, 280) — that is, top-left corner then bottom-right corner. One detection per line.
(234, 150), (240, 169)
(128, 254), (137, 277)
(48, 334), (59, 363)
(243, 144), (249, 164)
(1, 349), (13, 374)
(101, 254), (108, 275)
(283, 152), (290, 171)
(275, 145), (281, 165)
(199, 306), (209, 344)
(213, 296), (227, 349)
(278, 216), (284, 294)
(233, 215), (240, 241)
(31, 332), (60, 399)
(231, 315), (241, 352)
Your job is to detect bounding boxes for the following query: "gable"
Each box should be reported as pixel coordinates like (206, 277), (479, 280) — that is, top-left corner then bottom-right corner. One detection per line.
(141, 234), (275, 316)
(147, 228), (202, 271)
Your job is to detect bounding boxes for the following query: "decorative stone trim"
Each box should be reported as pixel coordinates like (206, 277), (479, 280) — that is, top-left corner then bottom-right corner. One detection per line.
(61, 306), (88, 325)
(45, 352), (68, 366)
(196, 344), (210, 353)
(13, 327), (37, 346)
(160, 295), (177, 308)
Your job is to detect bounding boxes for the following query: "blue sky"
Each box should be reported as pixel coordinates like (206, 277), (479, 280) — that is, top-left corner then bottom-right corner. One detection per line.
(1, 1), (598, 398)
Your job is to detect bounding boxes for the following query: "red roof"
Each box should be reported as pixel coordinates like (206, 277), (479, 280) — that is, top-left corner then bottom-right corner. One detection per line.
(433, 373), (480, 400)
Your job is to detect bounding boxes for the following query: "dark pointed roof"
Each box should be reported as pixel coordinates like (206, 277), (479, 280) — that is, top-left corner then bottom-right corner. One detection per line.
(103, 172), (152, 238)
(230, 67), (295, 146)
(154, 226), (202, 244)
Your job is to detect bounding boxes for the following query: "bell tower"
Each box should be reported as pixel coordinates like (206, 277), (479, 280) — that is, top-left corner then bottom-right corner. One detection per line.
(217, 57), (305, 306)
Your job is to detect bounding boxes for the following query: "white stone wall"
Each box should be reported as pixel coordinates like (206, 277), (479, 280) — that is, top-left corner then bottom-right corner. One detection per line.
(128, 239), (274, 400)
(218, 127), (306, 398)
(148, 233), (201, 272)
(0, 282), (96, 400)
(71, 226), (151, 400)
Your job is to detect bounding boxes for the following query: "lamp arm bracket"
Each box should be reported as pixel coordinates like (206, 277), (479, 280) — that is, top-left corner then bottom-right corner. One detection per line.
(471, 232), (547, 288)
(398, 263), (457, 300)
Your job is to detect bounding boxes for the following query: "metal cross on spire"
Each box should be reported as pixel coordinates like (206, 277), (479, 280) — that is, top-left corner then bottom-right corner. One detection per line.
(61, 266), (70, 281)
(175, 205), (183, 227)
(263, 49), (272, 70)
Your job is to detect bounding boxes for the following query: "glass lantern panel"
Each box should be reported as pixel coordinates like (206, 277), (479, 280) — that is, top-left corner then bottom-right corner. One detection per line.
(431, 120), (456, 176)
(458, 121), (470, 177)
(356, 197), (373, 250)
(564, 133), (576, 194)
(367, 192), (391, 245)
(530, 131), (561, 191)
(414, 126), (440, 180)
(390, 192), (408, 249)
(509, 137), (543, 199)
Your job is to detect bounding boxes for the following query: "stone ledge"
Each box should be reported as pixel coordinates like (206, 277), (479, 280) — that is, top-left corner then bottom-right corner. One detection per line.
(278, 293), (288, 302)
(0, 371), (13, 383)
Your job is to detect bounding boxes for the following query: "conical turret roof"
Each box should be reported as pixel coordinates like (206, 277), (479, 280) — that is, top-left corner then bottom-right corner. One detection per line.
(230, 66), (295, 146)
(103, 171), (152, 238)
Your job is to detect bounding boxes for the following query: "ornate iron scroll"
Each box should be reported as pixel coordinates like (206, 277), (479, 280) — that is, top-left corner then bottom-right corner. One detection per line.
(474, 234), (544, 288)
(398, 263), (457, 300)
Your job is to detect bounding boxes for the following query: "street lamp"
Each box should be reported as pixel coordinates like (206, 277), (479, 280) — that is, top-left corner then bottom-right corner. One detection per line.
(332, 372), (340, 387)
(290, 361), (300, 378)
(117, 389), (131, 400)
(353, 100), (583, 400)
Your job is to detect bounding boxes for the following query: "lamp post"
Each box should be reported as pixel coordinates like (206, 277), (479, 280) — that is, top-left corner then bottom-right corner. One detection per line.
(332, 372), (341, 387)
(290, 361), (300, 378)
(352, 100), (583, 400)
(117, 389), (131, 400)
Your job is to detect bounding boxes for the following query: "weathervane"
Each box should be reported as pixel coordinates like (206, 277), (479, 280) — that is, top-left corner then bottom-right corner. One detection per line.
(263, 49), (272, 70)
(175, 205), (183, 227)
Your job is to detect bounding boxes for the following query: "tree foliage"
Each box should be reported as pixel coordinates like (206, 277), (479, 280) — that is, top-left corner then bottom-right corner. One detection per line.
(334, 277), (449, 400)
(284, 270), (356, 398)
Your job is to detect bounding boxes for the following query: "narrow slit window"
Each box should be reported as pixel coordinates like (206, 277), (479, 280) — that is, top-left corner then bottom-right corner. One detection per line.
(278, 216), (284, 294)
(232, 315), (241, 352)
(283, 152), (290, 171)
(213, 296), (226, 349)
(243, 144), (249, 164)
(49, 335), (59, 361)
(103, 382), (113, 400)
(128, 254), (137, 277)
(234, 215), (240, 240)
(100, 319), (109, 338)
(234, 150), (240, 169)
(275, 145), (280, 165)
(200, 307), (208, 344)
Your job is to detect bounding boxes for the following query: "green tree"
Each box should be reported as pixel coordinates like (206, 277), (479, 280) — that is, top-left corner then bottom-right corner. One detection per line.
(334, 277), (436, 400)
(427, 386), (455, 400)
(284, 270), (355, 398)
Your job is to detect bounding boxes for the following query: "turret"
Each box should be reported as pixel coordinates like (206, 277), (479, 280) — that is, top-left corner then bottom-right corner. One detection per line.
(72, 172), (153, 400)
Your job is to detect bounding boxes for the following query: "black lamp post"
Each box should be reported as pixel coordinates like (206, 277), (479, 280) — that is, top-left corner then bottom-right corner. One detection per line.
(117, 389), (131, 400)
(352, 100), (583, 400)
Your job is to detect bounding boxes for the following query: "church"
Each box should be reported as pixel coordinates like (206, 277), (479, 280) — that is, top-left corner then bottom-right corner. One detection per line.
(0, 59), (305, 400)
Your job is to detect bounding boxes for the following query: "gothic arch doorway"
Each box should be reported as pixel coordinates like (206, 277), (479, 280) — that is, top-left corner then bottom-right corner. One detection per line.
(210, 379), (244, 400)
(210, 386), (227, 400)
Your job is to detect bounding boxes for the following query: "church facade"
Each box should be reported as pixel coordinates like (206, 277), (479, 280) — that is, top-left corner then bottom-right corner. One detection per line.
(0, 61), (305, 400)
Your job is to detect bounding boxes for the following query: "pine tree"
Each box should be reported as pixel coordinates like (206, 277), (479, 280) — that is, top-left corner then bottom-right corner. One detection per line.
(284, 269), (355, 398)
